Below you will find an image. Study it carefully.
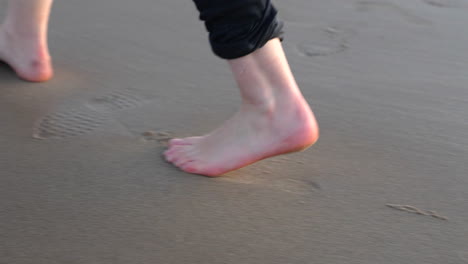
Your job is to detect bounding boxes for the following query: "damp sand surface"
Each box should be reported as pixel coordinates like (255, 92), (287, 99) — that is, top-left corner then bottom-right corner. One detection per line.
(1, 0), (468, 263)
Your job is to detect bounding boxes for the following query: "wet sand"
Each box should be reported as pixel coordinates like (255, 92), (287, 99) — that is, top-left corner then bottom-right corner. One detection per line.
(1, 0), (468, 263)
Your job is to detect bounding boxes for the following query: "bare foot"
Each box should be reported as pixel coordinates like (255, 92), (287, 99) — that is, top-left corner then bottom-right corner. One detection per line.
(164, 97), (319, 177)
(0, 26), (53, 82)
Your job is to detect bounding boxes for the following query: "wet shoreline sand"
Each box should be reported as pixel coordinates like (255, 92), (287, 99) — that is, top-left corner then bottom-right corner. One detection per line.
(1, 0), (467, 263)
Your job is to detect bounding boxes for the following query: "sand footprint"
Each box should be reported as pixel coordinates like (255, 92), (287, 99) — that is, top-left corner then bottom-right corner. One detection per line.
(86, 89), (149, 113)
(292, 26), (355, 58)
(422, 0), (466, 8)
(34, 89), (156, 140)
(33, 107), (108, 139)
(355, 1), (431, 25)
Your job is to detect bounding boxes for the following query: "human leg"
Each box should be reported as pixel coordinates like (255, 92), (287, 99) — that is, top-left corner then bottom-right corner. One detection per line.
(0, 0), (54, 82)
(164, 38), (319, 176)
(164, 0), (319, 176)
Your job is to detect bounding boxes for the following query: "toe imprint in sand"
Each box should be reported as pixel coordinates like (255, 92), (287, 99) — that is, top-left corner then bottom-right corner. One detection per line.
(386, 204), (448, 221)
(141, 130), (173, 145)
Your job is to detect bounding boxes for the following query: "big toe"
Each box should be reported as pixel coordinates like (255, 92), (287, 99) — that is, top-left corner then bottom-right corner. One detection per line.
(180, 161), (224, 177)
(169, 136), (201, 147)
(164, 145), (191, 163)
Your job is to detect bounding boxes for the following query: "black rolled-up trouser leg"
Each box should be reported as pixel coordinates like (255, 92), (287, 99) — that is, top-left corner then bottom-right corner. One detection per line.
(192, 0), (284, 60)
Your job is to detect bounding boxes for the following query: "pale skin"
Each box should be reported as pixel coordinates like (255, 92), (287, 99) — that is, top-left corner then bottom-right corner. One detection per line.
(0, 0), (319, 177)
(0, 0), (53, 82)
(165, 38), (319, 176)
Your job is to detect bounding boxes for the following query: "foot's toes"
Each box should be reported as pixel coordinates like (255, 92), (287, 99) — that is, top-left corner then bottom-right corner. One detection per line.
(165, 144), (184, 155)
(164, 145), (192, 164)
(168, 138), (186, 146)
(168, 137), (201, 147)
(163, 151), (175, 163)
(180, 161), (223, 177)
(173, 156), (195, 168)
(163, 148), (180, 163)
(179, 161), (201, 174)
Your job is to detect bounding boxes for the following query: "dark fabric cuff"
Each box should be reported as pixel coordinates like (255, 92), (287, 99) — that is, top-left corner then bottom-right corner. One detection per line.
(196, 0), (284, 59)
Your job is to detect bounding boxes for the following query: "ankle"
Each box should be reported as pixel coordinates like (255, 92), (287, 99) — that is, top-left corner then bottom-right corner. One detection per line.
(240, 92), (319, 144)
(241, 96), (312, 130)
(1, 22), (45, 43)
(0, 24), (49, 57)
(241, 96), (276, 116)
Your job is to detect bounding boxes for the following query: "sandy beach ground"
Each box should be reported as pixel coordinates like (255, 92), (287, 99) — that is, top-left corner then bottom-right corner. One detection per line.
(1, 0), (468, 263)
